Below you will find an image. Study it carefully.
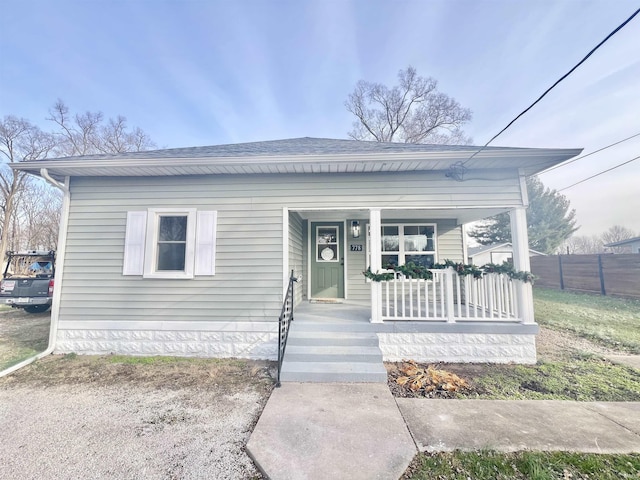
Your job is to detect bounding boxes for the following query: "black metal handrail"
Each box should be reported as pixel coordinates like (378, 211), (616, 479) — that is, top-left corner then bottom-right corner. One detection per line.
(276, 270), (297, 387)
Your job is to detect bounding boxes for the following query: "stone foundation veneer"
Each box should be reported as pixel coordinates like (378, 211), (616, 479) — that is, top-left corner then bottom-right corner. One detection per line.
(54, 322), (537, 364)
(55, 321), (278, 360)
(377, 332), (537, 364)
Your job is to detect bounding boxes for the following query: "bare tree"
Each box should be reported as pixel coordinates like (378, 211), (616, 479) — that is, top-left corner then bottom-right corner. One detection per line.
(14, 179), (62, 251)
(0, 116), (56, 262)
(563, 235), (604, 254)
(1, 101), (156, 264)
(345, 66), (472, 144)
(602, 225), (636, 253)
(48, 100), (156, 156)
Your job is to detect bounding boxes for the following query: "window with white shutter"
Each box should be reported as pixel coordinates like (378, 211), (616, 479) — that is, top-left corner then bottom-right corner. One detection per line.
(122, 208), (217, 278)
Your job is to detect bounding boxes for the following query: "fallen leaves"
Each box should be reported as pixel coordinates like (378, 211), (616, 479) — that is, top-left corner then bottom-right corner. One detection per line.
(393, 360), (469, 397)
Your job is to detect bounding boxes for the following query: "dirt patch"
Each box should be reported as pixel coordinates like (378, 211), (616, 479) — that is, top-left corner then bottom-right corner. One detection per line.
(0, 355), (274, 479)
(0, 308), (50, 370)
(1, 353), (274, 391)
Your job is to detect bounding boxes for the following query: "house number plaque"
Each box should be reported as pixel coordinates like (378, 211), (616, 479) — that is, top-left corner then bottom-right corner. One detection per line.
(350, 244), (363, 252)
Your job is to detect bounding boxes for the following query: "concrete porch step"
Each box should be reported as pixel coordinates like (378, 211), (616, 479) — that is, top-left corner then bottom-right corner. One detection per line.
(286, 331), (380, 347)
(286, 344), (383, 356)
(281, 326), (387, 382)
(279, 361), (388, 383)
(284, 344), (383, 363)
(289, 320), (389, 333)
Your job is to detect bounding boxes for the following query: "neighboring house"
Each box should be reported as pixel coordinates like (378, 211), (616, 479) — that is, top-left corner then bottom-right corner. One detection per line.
(468, 242), (545, 266)
(604, 236), (640, 254)
(14, 138), (581, 365)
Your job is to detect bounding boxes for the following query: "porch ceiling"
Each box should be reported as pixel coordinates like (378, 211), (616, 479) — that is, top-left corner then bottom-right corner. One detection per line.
(294, 207), (509, 225)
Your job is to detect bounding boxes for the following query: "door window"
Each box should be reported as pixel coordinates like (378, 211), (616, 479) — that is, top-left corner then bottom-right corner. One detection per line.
(317, 226), (339, 262)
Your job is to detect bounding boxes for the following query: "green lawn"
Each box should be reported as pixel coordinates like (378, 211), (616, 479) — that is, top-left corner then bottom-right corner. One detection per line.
(533, 287), (640, 353)
(405, 451), (640, 480)
(411, 287), (640, 401)
(460, 355), (640, 401)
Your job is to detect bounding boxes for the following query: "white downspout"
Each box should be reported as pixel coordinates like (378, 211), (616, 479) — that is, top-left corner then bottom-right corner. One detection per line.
(0, 170), (70, 377)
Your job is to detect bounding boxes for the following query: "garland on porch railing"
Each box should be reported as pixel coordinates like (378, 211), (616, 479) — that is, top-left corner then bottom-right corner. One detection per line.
(363, 260), (536, 284)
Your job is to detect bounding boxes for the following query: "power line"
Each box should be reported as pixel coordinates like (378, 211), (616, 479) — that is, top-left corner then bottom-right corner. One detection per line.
(458, 7), (640, 169)
(539, 131), (640, 174)
(558, 155), (640, 191)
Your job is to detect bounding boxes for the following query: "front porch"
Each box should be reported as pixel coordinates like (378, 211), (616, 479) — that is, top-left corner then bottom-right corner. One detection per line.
(281, 204), (538, 370)
(285, 205), (535, 326)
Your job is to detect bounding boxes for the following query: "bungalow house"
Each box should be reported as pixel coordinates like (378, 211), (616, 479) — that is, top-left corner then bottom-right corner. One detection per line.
(604, 236), (640, 254)
(468, 242), (546, 266)
(14, 138), (581, 368)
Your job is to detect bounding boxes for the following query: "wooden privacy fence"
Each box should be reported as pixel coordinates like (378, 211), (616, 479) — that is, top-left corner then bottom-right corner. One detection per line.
(530, 254), (640, 299)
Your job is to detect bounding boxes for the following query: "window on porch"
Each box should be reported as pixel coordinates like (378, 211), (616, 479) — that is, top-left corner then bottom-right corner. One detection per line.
(379, 224), (436, 268)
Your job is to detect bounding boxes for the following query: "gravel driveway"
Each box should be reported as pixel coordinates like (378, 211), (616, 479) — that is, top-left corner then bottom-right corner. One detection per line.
(0, 356), (272, 479)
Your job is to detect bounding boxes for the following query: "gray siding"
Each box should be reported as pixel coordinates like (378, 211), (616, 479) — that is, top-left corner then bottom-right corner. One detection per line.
(288, 211), (304, 306)
(346, 219), (369, 302)
(436, 220), (464, 263)
(301, 220), (308, 300)
(61, 171), (520, 325)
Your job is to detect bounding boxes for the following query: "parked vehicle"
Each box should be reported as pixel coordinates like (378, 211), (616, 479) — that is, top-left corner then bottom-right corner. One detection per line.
(0, 250), (55, 313)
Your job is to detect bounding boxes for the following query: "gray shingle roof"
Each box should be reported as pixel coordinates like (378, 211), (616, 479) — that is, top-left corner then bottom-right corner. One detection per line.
(37, 137), (530, 162)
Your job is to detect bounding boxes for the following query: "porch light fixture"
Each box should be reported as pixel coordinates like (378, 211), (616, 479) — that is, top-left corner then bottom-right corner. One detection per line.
(351, 220), (361, 238)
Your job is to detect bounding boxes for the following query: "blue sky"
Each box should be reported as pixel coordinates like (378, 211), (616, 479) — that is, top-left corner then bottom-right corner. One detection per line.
(1, 0), (639, 236)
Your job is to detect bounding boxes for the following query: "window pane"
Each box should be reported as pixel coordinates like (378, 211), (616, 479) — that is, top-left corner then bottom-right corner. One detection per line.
(382, 254), (399, 268)
(404, 225), (434, 252)
(405, 254), (434, 268)
(317, 227), (337, 244)
(157, 243), (186, 271)
(159, 216), (187, 242)
(381, 226), (399, 252)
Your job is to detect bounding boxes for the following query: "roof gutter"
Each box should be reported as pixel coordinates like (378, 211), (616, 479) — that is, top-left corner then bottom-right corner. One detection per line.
(0, 170), (70, 378)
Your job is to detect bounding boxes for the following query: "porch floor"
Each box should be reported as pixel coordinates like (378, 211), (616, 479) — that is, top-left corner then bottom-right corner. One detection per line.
(295, 301), (371, 324)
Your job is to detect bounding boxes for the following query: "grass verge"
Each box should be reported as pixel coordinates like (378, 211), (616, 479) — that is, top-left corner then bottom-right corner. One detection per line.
(389, 353), (640, 401)
(0, 346), (42, 371)
(0, 313), (50, 372)
(404, 451), (640, 480)
(534, 287), (640, 353)
(457, 354), (640, 401)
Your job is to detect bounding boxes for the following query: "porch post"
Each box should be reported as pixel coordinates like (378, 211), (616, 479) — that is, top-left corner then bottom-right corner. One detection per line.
(510, 207), (535, 324)
(369, 208), (383, 323)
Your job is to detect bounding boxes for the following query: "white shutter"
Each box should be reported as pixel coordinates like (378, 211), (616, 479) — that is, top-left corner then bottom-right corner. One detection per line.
(195, 211), (217, 276)
(123, 211), (147, 275)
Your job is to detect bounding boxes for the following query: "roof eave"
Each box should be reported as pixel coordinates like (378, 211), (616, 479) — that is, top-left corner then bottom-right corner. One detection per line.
(11, 147), (583, 178)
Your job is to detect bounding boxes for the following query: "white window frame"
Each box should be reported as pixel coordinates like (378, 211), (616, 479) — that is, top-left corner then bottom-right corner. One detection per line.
(316, 225), (340, 263)
(143, 208), (197, 279)
(367, 222), (438, 270)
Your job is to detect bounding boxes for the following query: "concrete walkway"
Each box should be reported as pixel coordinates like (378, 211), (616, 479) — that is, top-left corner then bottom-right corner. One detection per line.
(605, 354), (640, 370)
(398, 399), (640, 454)
(248, 385), (640, 480)
(247, 383), (415, 480)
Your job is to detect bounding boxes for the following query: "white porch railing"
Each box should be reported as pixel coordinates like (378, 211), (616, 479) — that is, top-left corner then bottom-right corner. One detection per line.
(381, 267), (521, 322)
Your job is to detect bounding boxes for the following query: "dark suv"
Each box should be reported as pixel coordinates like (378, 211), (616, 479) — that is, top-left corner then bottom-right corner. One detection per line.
(0, 250), (55, 313)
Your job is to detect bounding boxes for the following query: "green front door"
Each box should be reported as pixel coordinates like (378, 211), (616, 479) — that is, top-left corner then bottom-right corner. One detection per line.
(311, 222), (345, 298)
